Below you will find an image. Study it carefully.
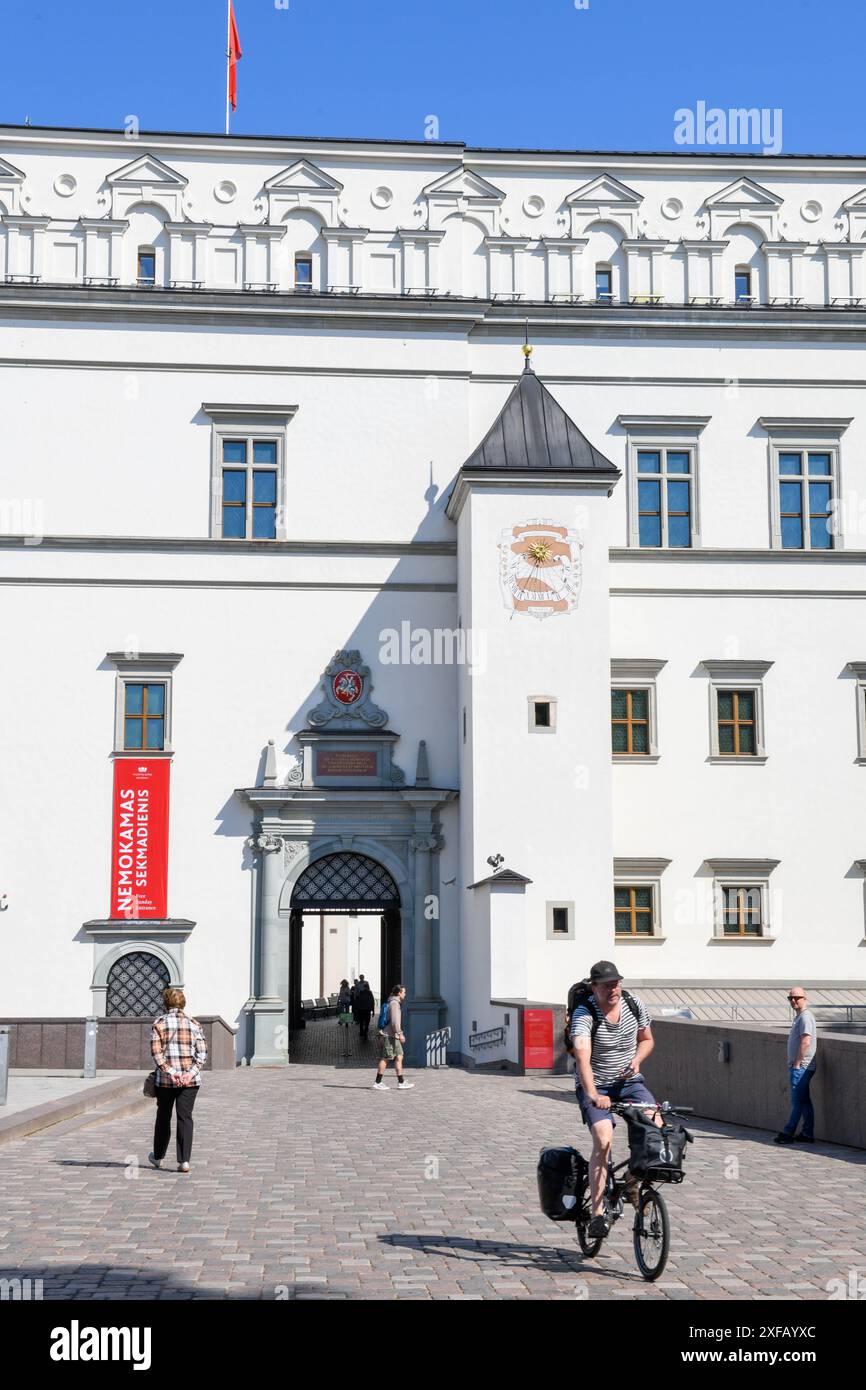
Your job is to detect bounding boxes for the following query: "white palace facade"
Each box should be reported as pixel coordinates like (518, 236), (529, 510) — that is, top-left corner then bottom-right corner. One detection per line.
(2, 124), (866, 1066)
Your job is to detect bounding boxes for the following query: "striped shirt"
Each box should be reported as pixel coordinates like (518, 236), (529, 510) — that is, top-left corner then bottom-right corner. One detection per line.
(571, 993), (651, 1086)
(150, 1009), (208, 1088)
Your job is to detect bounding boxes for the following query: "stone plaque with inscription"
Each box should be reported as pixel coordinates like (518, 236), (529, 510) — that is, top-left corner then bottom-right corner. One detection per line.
(315, 749), (378, 778)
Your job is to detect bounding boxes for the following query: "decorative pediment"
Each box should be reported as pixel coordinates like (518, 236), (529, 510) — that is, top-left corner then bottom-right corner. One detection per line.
(565, 172), (643, 237)
(263, 159), (343, 226)
(263, 159), (344, 194)
(0, 156), (26, 214)
(706, 176), (783, 208)
(105, 153), (188, 221)
(423, 165), (505, 233)
(705, 176), (783, 239)
(422, 166), (505, 202)
(842, 187), (866, 240)
(307, 650), (388, 729)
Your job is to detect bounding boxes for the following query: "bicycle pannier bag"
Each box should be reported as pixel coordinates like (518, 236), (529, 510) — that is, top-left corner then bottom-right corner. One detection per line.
(626, 1115), (692, 1183)
(537, 1146), (588, 1221)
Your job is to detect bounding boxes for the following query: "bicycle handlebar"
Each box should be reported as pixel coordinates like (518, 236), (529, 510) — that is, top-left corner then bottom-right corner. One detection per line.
(609, 1101), (694, 1116)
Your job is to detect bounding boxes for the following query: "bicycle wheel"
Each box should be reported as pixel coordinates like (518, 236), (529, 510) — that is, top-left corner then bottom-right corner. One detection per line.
(633, 1186), (669, 1281)
(575, 1203), (602, 1258)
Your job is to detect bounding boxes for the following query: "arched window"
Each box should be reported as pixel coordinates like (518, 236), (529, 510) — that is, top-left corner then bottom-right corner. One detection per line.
(734, 265), (753, 304)
(106, 951), (170, 1017)
(595, 263), (613, 302)
(137, 246), (156, 286)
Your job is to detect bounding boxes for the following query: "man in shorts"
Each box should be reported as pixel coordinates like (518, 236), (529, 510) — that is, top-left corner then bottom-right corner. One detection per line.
(373, 984), (415, 1091)
(571, 960), (663, 1241)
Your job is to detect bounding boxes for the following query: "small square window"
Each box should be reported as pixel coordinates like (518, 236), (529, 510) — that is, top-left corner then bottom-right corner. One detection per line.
(552, 907), (569, 933)
(546, 901), (574, 940)
(535, 702), (550, 727)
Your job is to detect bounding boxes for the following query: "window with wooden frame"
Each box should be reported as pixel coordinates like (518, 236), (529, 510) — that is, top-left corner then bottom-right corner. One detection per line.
(702, 660), (772, 762)
(611, 659), (665, 761)
(704, 858), (779, 941)
(721, 884), (763, 937)
(106, 652), (182, 756)
(614, 885), (654, 936)
(123, 682), (166, 751)
(611, 688), (649, 754)
(716, 689), (756, 755)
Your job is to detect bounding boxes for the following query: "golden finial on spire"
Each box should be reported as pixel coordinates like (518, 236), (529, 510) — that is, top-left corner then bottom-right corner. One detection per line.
(522, 318), (533, 366)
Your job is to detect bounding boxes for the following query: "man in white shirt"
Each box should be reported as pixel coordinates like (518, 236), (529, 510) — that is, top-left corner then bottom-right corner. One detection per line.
(774, 986), (817, 1145)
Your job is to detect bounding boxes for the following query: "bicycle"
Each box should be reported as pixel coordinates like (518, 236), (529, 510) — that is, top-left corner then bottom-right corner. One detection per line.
(574, 1100), (693, 1282)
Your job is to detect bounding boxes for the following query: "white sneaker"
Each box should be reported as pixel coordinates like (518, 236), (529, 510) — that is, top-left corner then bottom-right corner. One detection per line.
(397, 1081), (415, 1090)
(147, 1152), (162, 1169)
(372, 1079), (390, 1090)
(177, 1161), (190, 1173)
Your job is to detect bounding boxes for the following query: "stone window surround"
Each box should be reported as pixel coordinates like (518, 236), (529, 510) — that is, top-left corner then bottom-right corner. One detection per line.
(617, 415), (709, 550)
(528, 695), (557, 733)
(704, 857), (780, 942)
(759, 416), (851, 551)
(611, 658), (666, 762)
(202, 403), (298, 541)
(613, 856), (671, 941)
(545, 900), (575, 940)
(701, 658), (772, 763)
(106, 651), (183, 756)
(847, 662), (866, 763)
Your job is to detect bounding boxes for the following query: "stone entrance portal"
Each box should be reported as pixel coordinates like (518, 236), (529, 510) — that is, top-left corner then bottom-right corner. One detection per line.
(238, 648), (458, 1067)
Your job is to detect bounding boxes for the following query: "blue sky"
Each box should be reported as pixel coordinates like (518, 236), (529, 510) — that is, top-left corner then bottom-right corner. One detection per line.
(3, 0), (865, 154)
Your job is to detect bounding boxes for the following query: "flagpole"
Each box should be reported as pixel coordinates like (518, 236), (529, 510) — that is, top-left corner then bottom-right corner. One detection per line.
(225, 0), (231, 135)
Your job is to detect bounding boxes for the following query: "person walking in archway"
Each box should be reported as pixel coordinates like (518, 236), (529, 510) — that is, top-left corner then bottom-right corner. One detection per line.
(373, 984), (414, 1090)
(354, 975), (375, 1041)
(147, 987), (207, 1174)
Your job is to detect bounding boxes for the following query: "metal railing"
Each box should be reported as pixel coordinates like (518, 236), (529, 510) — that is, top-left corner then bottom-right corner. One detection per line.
(661, 1002), (866, 1024)
(425, 1026), (451, 1068)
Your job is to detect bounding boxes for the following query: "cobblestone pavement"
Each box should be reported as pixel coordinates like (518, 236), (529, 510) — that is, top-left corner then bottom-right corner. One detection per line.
(1, 1064), (864, 1300)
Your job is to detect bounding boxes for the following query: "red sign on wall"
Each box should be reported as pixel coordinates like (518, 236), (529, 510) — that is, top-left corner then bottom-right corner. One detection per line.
(524, 1009), (554, 1069)
(110, 759), (170, 919)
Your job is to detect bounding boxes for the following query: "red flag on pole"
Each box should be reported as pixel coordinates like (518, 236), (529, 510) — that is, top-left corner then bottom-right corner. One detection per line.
(228, 1), (242, 113)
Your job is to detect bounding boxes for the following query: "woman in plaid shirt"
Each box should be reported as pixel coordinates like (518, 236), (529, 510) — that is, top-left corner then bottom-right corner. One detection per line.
(147, 987), (207, 1173)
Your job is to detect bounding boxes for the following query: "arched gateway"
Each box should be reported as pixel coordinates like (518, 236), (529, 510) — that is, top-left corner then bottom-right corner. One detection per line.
(239, 649), (457, 1067)
(288, 852), (402, 1033)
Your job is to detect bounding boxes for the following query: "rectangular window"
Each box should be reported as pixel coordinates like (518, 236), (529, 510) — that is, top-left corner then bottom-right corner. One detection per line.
(778, 450), (834, 551)
(294, 255), (313, 290)
(611, 688), (649, 754)
(716, 689), (756, 755)
(615, 885), (654, 936)
(595, 266), (612, 301)
(734, 269), (752, 303)
(722, 885), (763, 936)
(551, 907), (569, 933)
(220, 438), (278, 539)
(137, 249), (156, 286)
(637, 449), (692, 548)
(123, 682), (166, 751)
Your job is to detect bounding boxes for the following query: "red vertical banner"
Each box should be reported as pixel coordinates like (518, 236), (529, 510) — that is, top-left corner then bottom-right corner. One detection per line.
(524, 1009), (554, 1069)
(110, 759), (170, 919)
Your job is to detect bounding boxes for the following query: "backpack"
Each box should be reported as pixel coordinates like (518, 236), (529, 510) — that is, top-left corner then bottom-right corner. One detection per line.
(377, 997), (392, 1031)
(563, 979), (641, 1054)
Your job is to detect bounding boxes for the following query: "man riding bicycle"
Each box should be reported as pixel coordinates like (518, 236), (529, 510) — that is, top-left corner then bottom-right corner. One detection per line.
(570, 960), (664, 1242)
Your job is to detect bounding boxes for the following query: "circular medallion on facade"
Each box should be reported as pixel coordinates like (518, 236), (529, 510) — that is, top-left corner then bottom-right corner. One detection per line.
(660, 197), (683, 220)
(523, 194), (545, 218)
(371, 186), (394, 209)
(801, 199), (822, 223)
(54, 174), (77, 197)
(332, 669), (363, 705)
(214, 180), (238, 204)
